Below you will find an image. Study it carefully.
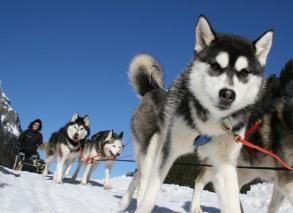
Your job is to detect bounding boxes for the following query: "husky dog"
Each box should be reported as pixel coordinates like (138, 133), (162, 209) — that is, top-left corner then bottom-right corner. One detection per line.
(68, 130), (124, 189)
(120, 15), (273, 213)
(42, 113), (90, 183)
(191, 60), (293, 213)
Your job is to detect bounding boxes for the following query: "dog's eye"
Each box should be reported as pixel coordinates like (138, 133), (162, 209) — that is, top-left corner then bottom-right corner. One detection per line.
(238, 68), (249, 79)
(210, 62), (223, 75)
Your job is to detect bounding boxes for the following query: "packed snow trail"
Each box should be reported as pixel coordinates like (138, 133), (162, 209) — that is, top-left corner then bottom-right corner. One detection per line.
(0, 166), (291, 213)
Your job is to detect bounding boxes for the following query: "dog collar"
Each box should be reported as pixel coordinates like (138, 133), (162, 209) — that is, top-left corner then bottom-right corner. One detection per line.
(193, 135), (212, 146)
(66, 138), (81, 151)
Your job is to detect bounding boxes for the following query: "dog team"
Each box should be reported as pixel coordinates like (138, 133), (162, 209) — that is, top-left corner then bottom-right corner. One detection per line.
(40, 15), (293, 213)
(41, 113), (124, 189)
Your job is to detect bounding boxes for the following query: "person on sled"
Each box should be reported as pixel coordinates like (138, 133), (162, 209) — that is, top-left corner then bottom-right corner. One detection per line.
(13, 119), (44, 170)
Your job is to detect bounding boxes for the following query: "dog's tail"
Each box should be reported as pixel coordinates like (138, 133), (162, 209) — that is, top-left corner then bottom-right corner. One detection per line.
(280, 59), (293, 97)
(38, 143), (47, 151)
(128, 54), (164, 97)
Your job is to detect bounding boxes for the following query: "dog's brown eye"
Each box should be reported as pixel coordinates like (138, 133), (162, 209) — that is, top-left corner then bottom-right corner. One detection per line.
(210, 62), (223, 75)
(238, 68), (249, 78)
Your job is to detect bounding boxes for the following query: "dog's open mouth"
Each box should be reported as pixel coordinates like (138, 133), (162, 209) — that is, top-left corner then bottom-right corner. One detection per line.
(109, 151), (118, 160)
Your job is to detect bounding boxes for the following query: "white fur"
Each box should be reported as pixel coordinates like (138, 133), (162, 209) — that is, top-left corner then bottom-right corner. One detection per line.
(67, 124), (88, 142)
(55, 144), (80, 183)
(216, 52), (229, 69)
(235, 56), (248, 72)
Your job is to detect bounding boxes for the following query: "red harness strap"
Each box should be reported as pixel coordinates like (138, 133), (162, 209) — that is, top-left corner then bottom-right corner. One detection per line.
(79, 148), (115, 164)
(244, 120), (263, 154)
(222, 123), (293, 171)
(245, 119), (263, 139)
(234, 135), (293, 171)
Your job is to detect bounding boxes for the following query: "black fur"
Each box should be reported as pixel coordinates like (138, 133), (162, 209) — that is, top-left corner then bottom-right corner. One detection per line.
(244, 59), (293, 164)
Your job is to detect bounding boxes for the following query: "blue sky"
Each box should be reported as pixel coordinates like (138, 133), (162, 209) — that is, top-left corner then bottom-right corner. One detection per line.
(1, 0), (293, 178)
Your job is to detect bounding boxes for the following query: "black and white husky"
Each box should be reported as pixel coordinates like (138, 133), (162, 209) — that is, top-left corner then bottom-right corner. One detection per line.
(42, 113), (90, 183)
(67, 130), (124, 189)
(191, 60), (293, 213)
(120, 15), (273, 213)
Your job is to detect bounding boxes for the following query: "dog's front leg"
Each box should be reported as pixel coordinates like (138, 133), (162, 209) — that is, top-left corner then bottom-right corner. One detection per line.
(267, 184), (285, 213)
(104, 160), (113, 190)
(190, 166), (213, 213)
(55, 157), (66, 183)
(63, 158), (75, 178)
(80, 162), (97, 184)
(211, 135), (242, 213)
(119, 171), (139, 211)
(213, 162), (240, 213)
(42, 155), (54, 177)
(135, 134), (195, 213)
(72, 161), (82, 180)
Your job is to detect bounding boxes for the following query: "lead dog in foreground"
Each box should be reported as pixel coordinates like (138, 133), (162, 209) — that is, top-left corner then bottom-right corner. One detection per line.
(191, 60), (293, 213)
(120, 15), (273, 213)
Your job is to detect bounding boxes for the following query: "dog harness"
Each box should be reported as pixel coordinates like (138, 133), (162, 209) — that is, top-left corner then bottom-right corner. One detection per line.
(222, 122), (293, 171)
(66, 138), (81, 151)
(79, 148), (116, 164)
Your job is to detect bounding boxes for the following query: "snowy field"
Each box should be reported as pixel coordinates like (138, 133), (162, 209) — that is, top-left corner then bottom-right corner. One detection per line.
(0, 166), (291, 213)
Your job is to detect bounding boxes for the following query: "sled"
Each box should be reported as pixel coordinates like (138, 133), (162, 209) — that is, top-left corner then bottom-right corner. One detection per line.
(13, 152), (45, 174)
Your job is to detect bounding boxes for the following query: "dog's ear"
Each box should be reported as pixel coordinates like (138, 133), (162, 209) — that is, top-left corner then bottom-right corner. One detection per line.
(118, 131), (123, 139)
(70, 113), (79, 122)
(254, 30), (274, 67)
(195, 15), (216, 53)
(105, 130), (113, 141)
(83, 115), (90, 127)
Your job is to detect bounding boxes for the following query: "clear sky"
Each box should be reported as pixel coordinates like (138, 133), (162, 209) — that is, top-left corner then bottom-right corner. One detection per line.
(1, 0), (293, 178)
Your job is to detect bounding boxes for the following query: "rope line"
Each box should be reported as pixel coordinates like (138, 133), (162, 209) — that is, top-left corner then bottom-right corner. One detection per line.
(75, 157), (293, 171)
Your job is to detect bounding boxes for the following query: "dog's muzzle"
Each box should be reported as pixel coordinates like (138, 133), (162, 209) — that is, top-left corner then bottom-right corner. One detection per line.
(218, 88), (236, 109)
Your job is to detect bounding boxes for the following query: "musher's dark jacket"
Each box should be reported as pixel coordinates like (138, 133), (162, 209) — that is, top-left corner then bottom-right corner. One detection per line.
(18, 129), (43, 154)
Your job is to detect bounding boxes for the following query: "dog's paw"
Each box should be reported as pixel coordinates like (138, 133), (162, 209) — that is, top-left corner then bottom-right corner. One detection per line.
(80, 180), (88, 185)
(190, 208), (203, 213)
(119, 196), (130, 211)
(104, 185), (112, 190)
(42, 170), (48, 177)
(55, 179), (63, 184)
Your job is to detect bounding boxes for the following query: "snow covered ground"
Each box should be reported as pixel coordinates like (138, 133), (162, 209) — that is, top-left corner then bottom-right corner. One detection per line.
(0, 165), (291, 213)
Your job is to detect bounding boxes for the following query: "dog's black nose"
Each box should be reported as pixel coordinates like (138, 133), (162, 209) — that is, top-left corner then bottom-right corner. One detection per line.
(74, 133), (79, 137)
(219, 88), (236, 105)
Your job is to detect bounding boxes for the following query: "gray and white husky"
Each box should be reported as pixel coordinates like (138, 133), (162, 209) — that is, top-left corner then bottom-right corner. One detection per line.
(120, 15), (273, 213)
(68, 130), (124, 189)
(42, 113), (90, 183)
(191, 60), (293, 213)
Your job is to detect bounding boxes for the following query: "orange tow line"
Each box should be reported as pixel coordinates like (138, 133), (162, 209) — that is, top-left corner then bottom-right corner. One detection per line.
(223, 123), (293, 171)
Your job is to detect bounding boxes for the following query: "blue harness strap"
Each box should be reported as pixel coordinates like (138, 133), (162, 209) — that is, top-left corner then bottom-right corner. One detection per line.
(193, 135), (211, 146)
